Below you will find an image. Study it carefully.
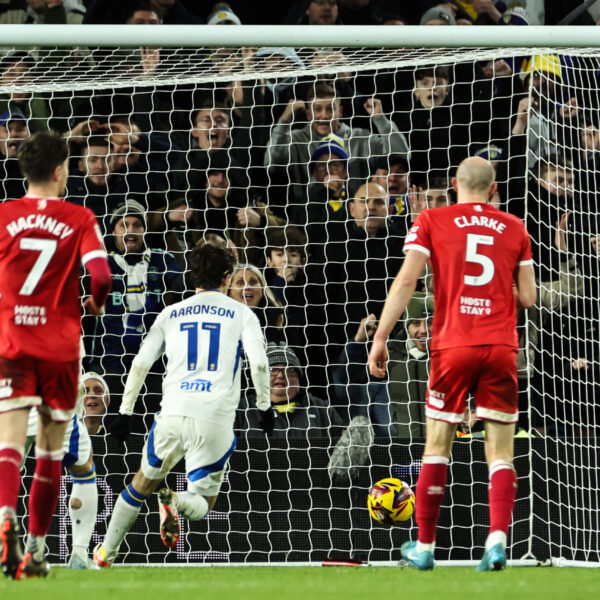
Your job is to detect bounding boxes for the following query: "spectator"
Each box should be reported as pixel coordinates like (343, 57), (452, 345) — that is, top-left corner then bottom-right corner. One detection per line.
(332, 314), (393, 435)
(236, 343), (344, 441)
(519, 54), (573, 166)
(26, 0), (86, 23)
(162, 150), (284, 266)
(419, 6), (456, 25)
(171, 99), (258, 200)
(0, 110), (29, 201)
(206, 2), (241, 24)
(81, 372), (110, 435)
(66, 135), (126, 231)
(86, 200), (184, 406)
(387, 292), (433, 438)
(265, 80), (408, 208)
(370, 154), (410, 223)
(84, 0), (202, 23)
(0, 51), (49, 133)
(228, 264), (284, 342)
(395, 66), (471, 180)
(106, 115), (171, 210)
(328, 181), (403, 341)
(304, 0), (340, 25)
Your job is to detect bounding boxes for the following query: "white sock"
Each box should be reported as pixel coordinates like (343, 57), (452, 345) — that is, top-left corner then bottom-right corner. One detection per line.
(416, 541), (435, 554)
(25, 534), (46, 562)
(486, 530), (507, 550)
(69, 482), (98, 558)
(103, 495), (142, 555)
(176, 492), (209, 521)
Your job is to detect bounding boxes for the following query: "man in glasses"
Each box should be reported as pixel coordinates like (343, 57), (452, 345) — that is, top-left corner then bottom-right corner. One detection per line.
(236, 342), (344, 440)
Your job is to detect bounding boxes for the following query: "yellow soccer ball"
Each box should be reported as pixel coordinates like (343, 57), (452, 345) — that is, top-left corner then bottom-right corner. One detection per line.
(367, 478), (415, 525)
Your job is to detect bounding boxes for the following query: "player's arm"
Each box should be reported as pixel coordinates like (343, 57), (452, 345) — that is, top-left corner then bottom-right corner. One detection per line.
(241, 311), (270, 411)
(82, 254), (112, 315)
(368, 249), (428, 378)
(110, 313), (166, 441)
(80, 214), (112, 315)
(514, 226), (537, 310)
(514, 263), (536, 309)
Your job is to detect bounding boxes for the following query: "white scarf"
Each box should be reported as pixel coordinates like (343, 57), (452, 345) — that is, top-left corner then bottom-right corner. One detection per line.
(111, 251), (151, 315)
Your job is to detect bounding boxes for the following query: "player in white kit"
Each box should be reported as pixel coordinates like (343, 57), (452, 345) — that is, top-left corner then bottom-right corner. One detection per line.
(93, 244), (272, 567)
(24, 372), (107, 569)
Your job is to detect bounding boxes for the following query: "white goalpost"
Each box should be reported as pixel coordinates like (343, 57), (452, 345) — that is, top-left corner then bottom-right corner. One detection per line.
(1, 24), (599, 568)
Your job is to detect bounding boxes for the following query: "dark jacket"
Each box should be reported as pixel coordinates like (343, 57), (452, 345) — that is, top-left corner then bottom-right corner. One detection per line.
(236, 390), (344, 442)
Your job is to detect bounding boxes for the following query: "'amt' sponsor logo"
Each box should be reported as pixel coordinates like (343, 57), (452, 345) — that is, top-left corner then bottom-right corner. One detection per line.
(180, 379), (212, 392)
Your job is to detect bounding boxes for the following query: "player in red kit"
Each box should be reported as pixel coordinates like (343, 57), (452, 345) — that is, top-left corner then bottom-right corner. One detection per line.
(0, 132), (112, 579)
(368, 157), (537, 572)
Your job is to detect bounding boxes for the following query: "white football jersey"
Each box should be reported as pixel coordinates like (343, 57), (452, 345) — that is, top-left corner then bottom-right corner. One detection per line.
(129, 290), (270, 426)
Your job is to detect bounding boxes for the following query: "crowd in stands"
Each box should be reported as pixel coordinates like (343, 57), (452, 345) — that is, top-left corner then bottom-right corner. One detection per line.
(1, 0), (600, 440)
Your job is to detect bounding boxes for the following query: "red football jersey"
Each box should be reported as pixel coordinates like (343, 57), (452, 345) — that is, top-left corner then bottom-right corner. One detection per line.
(403, 202), (533, 350)
(0, 196), (106, 361)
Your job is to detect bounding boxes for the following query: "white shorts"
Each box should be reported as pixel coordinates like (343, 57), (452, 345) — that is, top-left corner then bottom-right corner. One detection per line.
(141, 413), (236, 497)
(26, 409), (92, 468)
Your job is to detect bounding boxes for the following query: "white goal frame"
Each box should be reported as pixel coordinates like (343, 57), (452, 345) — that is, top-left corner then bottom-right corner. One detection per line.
(3, 24), (599, 569)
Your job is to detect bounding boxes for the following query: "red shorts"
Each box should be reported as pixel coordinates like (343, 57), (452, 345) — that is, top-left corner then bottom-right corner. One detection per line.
(426, 345), (518, 424)
(0, 356), (79, 421)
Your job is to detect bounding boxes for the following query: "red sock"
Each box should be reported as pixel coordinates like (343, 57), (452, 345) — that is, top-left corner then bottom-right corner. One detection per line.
(28, 450), (62, 537)
(416, 457), (449, 544)
(488, 463), (517, 536)
(0, 446), (22, 511)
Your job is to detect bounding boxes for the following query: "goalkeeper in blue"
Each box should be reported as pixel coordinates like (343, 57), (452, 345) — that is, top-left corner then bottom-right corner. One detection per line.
(93, 244), (272, 567)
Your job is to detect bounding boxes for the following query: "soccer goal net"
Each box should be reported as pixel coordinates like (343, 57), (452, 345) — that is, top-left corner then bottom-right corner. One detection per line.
(2, 24), (598, 567)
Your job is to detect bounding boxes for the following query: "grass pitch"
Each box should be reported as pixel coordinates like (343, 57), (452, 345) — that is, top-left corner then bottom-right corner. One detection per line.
(1, 566), (597, 600)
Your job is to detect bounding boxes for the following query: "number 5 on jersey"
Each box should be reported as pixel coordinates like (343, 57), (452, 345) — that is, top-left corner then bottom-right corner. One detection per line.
(465, 233), (494, 286)
(180, 321), (221, 371)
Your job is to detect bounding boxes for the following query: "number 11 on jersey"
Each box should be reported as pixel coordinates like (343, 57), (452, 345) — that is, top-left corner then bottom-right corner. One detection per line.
(180, 321), (221, 371)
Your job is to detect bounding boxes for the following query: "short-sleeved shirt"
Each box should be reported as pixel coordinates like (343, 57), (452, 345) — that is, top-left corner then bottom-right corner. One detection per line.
(0, 195), (106, 361)
(403, 202), (533, 351)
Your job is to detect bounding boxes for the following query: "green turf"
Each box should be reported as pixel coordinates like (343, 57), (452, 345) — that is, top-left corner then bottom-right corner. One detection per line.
(1, 566), (598, 600)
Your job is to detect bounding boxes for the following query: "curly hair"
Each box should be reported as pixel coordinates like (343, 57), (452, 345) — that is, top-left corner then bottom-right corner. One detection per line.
(188, 243), (237, 290)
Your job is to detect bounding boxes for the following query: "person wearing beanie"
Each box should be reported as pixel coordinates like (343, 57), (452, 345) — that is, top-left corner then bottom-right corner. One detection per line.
(86, 199), (184, 403)
(419, 6), (456, 25)
(236, 342), (344, 440)
(386, 292), (434, 438)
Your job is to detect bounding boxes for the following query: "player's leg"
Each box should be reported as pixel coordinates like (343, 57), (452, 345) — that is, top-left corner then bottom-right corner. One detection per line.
(18, 359), (79, 579)
(157, 420), (236, 548)
(0, 355), (42, 579)
(94, 414), (182, 567)
(93, 469), (164, 567)
(401, 347), (470, 570)
(0, 408), (31, 579)
(64, 415), (98, 569)
(401, 417), (456, 569)
(16, 411), (68, 579)
(474, 346), (519, 572)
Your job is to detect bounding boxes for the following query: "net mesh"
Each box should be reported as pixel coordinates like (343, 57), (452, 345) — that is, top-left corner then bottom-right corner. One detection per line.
(5, 42), (598, 564)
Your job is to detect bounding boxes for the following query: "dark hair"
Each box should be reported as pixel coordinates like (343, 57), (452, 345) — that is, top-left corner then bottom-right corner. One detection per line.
(266, 226), (307, 258)
(18, 131), (69, 184)
(305, 81), (337, 102)
(0, 51), (35, 74)
(119, 1), (158, 23)
(85, 135), (110, 150)
(415, 66), (450, 84)
(189, 243), (237, 290)
(192, 99), (231, 128)
(423, 171), (449, 191)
